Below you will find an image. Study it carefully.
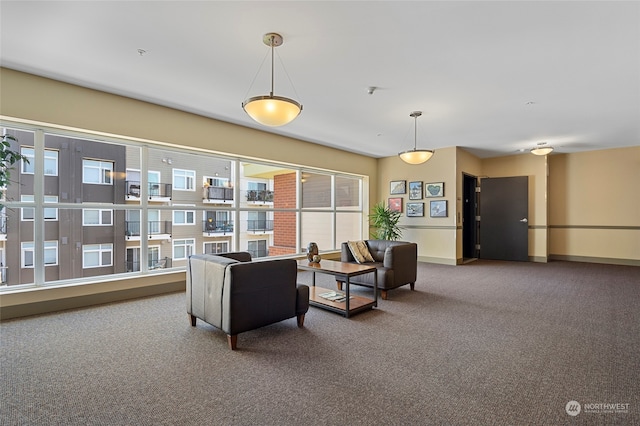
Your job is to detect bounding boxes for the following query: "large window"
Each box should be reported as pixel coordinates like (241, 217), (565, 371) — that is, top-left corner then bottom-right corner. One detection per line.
(1, 125), (364, 288)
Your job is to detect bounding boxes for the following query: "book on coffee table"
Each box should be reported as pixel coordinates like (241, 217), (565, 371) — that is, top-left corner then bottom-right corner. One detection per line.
(318, 291), (353, 303)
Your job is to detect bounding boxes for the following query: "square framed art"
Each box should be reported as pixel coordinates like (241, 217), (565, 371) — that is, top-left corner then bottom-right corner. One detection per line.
(409, 181), (423, 200)
(388, 197), (403, 212)
(407, 202), (424, 217)
(430, 200), (447, 217)
(425, 182), (444, 197)
(390, 180), (407, 195)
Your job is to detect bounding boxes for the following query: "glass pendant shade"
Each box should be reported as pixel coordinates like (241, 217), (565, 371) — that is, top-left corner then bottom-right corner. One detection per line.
(398, 111), (434, 165)
(398, 149), (434, 164)
(530, 145), (554, 155)
(243, 32), (302, 127)
(242, 95), (302, 127)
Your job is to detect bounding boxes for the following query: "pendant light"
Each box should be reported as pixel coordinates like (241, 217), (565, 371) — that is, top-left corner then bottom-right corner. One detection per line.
(398, 111), (434, 164)
(242, 33), (302, 127)
(530, 142), (554, 156)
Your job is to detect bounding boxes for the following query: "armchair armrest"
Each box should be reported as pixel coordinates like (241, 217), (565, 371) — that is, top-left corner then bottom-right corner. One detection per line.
(341, 242), (355, 262)
(383, 243), (417, 284)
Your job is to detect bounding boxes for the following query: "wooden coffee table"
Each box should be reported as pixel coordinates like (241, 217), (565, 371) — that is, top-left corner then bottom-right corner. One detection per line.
(296, 259), (377, 318)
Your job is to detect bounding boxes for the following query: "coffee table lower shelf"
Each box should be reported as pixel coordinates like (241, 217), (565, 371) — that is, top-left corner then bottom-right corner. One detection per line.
(309, 286), (376, 317)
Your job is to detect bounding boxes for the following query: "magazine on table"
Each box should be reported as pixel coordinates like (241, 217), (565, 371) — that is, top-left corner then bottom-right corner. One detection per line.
(318, 291), (353, 303)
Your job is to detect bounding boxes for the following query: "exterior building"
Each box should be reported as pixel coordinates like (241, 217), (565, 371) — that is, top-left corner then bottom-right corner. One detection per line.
(1, 128), (360, 287)
(3, 129), (127, 284)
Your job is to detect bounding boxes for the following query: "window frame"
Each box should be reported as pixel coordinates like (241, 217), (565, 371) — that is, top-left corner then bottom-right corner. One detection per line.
(22, 241), (59, 268)
(203, 241), (229, 254)
(173, 168), (195, 191)
(82, 159), (114, 185)
(173, 209), (196, 226)
(82, 243), (114, 269)
(172, 238), (195, 260)
(21, 195), (58, 221)
(82, 208), (113, 226)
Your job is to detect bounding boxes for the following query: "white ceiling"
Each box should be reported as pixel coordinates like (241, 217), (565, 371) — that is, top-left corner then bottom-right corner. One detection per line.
(1, 1), (639, 159)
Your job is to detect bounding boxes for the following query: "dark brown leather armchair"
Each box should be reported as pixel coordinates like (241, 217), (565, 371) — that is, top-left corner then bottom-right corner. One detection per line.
(338, 240), (417, 300)
(187, 252), (309, 350)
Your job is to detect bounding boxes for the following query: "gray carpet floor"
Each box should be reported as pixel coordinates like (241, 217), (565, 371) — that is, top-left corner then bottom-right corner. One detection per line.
(1, 260), (639, 425)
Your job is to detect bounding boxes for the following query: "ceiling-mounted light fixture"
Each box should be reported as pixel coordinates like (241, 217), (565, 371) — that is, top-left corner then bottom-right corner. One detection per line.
(531, 142), (554, 156)
(398, 111), (434, 165)
(242, 33), (302, 127)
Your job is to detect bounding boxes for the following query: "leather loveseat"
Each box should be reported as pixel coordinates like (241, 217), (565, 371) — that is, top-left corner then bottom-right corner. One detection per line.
(338, 240), (418, 300)
(186, 252), (309, 350)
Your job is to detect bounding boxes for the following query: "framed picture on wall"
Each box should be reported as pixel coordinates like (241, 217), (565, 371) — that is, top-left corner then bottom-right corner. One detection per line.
(407, 202), (424, 217)
(430, 200), (447, 217)
(409, 181), (423, 200)
(388, 197), (403, 212)
(390, 180), (407, 195)
(425, 182), (444, 197)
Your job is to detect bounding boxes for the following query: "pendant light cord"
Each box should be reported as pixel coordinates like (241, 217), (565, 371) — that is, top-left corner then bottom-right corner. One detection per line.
(413, 114), (418, 150)
(269, 34), (275, 96)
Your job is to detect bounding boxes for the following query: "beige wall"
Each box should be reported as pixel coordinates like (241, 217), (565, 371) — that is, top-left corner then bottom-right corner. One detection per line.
(380, 144), (639, 266)
(379, 147), (549, 264)
(481, 153), (549, 261)
(549, 147), (640, 264)
(0, 68), (378, 182)
(378, 147), (458, 264)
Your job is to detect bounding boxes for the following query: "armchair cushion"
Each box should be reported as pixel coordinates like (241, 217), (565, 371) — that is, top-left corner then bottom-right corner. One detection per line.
(347, 240), (375, 263)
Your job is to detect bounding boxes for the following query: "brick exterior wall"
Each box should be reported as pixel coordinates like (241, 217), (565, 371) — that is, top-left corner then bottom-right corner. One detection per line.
(270, 173), (297, 255)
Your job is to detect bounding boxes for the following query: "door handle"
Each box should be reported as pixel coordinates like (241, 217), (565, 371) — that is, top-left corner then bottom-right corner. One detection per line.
(519, 218), (528, 223)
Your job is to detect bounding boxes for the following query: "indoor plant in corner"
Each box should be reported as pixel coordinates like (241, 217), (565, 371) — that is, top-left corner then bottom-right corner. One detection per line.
(369, 201), (403, 241)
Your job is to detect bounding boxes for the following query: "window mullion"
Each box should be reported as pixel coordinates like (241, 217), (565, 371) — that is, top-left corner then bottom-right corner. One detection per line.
(140, 146), (149, 272)
(33, 130), (45, 285)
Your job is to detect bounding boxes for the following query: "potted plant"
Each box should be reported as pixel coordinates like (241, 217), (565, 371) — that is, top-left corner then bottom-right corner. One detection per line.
(369, 201), (403, 241)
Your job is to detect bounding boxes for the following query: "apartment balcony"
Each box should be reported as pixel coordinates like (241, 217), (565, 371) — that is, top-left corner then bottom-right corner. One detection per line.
(245, 189), (274, 205)
(246, 219), (274, 235)
(126, 181), (172, 203)
(202, 220), (234, 236)
(125, 221), (172, 241)
(203, 186), (234, 204)
(125, 257), (173, 273)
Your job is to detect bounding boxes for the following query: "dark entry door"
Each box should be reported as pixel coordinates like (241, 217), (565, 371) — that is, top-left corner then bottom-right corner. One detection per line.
(480, 176), (529, 261)
(462, 174), (478, 259)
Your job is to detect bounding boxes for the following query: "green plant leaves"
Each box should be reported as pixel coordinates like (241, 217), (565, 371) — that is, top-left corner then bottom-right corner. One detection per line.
(369, 201), (403, 240)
